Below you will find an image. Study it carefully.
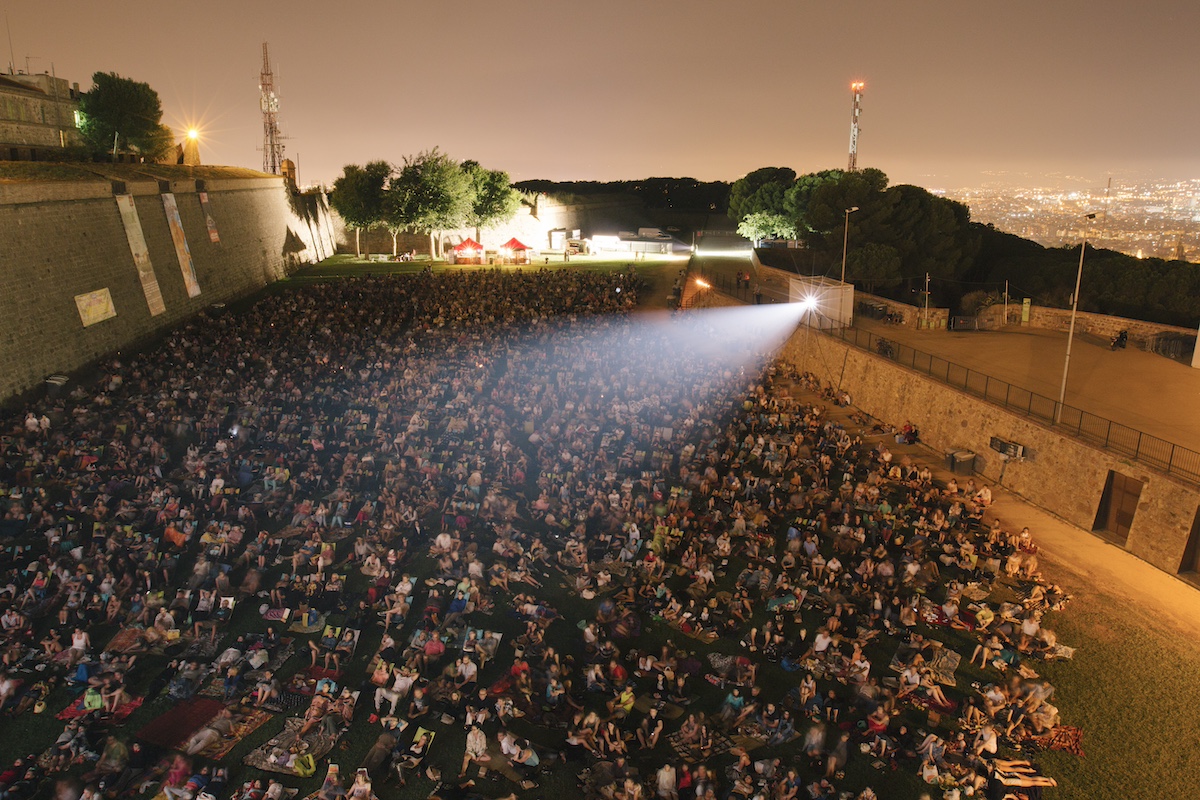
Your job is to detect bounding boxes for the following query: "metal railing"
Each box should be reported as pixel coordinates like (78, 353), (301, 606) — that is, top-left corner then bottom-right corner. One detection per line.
(687, 263), (1200, 486)
(828, 325), (1200, 485)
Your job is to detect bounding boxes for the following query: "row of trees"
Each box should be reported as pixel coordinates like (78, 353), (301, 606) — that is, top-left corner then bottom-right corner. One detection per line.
(730, 166), (979, 292)
(730, 166), (1200, 326)
(330, 151), (522, 259)
(514, 177), (731, 212)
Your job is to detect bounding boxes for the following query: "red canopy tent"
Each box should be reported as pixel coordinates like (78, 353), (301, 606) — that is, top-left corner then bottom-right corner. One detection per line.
(450, 238), (484, 265)
(499, 237), (532, 265)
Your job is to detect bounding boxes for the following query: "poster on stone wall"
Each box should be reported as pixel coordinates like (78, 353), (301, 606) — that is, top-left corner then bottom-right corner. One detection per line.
(161, 193), (202, 298)
(74, 288), (117, 327)
(198, 191), (221, 244)
(114, 193), (166, 316)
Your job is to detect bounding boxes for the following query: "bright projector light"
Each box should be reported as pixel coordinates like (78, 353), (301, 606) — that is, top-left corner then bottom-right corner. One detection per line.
(799, 296), (819, 311)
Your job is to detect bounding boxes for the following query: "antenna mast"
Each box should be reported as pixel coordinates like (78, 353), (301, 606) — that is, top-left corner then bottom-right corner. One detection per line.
(259, 42), (284, 175)
(847, 81), (864, 173)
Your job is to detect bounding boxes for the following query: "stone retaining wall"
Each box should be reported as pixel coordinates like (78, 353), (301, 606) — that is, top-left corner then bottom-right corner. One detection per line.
(0, 175), (333, 404)
(780, 328), (1200, 575)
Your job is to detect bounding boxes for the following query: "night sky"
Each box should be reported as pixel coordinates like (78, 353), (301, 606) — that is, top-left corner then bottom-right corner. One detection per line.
(7, 0), (1198, 189)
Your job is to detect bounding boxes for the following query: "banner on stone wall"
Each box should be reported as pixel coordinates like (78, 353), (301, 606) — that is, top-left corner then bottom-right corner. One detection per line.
(74, 288), (117, 327)
(114, 193), (166, 316)
(198, 191), (221, 244)
(162, 193), (202, 298)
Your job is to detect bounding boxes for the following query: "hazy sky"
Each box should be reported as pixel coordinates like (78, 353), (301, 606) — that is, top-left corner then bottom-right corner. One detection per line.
(7, 0), (1198, 190)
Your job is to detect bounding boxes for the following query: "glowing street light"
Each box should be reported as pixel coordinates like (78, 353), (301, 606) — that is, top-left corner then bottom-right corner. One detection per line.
(694, 278), (711, 289)
(1055, 212), (1097, 423)
(186, 128), (200, 141)
(840, 206), (859, 284)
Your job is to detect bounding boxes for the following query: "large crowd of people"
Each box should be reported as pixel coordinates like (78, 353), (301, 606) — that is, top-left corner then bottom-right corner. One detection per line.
(0, 267), (1074, 800)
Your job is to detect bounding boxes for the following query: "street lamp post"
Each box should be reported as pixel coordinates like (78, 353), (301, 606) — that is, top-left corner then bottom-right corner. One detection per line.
(1055, 213), (1097, 423)
(840, 206), (859, 284)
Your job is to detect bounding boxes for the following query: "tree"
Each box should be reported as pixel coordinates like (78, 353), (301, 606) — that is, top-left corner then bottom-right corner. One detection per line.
(737, 211), (797, 244)
(330, 161), (390, 258)
(847, 243), (902, 292)
(727, 167), (796, 227)
(390, 149), (472, 260)
(462, 161), (522, 243)
(78, 72), (175, 160)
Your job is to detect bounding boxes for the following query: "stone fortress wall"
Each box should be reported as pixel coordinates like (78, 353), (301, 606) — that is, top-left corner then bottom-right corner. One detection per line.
(779, 327), (1200, 577)
(0, 170), (334, 404)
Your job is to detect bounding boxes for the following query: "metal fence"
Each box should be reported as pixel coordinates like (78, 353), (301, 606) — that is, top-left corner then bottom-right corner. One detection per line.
(826, 325), (1200, 486)
(686, 261), (1200, 485)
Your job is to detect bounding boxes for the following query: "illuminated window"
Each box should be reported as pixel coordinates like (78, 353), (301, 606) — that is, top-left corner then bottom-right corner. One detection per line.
(73, 110), (82, 128)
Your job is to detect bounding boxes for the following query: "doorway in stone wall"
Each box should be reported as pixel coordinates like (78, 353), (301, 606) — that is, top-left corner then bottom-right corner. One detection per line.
(1092, 470), (1143, 546)
(1178, 506), (1200, 577)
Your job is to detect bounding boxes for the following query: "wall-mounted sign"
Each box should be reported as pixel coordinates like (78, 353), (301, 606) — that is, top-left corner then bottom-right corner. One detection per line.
(115, 194), (165, 316)
(990, 436), (1025, 459)
(162, 193), (201, 298)
(198, 191), (221, 244)
(74, 288), (116, 327)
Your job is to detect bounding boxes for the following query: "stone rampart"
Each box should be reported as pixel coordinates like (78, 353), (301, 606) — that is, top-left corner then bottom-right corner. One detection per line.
(781, 328), (1200, 575)
(0, 173), (333, 403)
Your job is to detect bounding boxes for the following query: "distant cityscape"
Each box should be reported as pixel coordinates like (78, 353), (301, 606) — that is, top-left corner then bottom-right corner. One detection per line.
(945, 179), (1200, 263)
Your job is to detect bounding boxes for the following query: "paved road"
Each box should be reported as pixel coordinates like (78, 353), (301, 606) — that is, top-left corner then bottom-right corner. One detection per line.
(684, 243), (1200, 458)
(856, 318), (1200, 457)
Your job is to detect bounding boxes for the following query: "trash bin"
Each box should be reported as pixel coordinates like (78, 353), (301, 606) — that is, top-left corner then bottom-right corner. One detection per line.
(45, 374), (68, 399)
(951, 450), (976, 475)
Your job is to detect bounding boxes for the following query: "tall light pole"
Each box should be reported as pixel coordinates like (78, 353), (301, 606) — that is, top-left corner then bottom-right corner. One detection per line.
(840, 206), (859, 284)
(1055, 213), (1097, 423)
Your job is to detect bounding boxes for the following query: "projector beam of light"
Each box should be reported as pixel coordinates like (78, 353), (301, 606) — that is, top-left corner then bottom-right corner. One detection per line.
(693, 248), (754, 258)
(485, 305), (809, 463)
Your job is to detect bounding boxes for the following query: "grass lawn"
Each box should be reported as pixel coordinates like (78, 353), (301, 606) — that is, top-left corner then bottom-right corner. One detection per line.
(3, 267), (1194, 800)
(286, 253), (685, 281)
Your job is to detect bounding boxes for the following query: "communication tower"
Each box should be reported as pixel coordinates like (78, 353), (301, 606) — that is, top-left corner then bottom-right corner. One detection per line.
(259, 42), (285, 175)
(847, 81), (864, 173)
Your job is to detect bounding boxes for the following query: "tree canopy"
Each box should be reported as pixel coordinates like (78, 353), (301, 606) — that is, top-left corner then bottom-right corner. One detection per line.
(329, 161), (390, 257)
(389, 149), (473, 258)
(78, 72), (175, 160)
(727, 167), (796, 223)
(462, 161), (522, 238)
(736, 211), (797, 243)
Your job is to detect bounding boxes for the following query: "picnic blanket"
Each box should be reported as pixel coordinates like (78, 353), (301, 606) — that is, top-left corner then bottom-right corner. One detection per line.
(183, 634), (226, 660)
(961, 582), (992, 602)
(729, 734), (767, 752)
(104, 627), (144, 654)
(1028, 724), (1085, 757)
(667, 729), (733, 762)
(242, 715), (342, 775)
(57, 694), (143, 722)
(197, 707), (274, 760)
(288, 612), (328, 634)
(665, 619), (719, 643)
(1046, 644), (1076, 661)
(889, 640), (960, 687)
(136, 697), (227, 750)
(928, 648), (961, 687)
(633, 694), (685, 720)
(286, 666), (343, 697)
